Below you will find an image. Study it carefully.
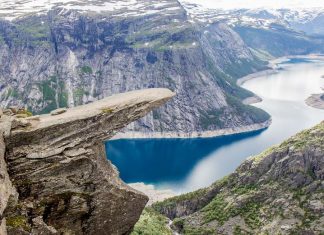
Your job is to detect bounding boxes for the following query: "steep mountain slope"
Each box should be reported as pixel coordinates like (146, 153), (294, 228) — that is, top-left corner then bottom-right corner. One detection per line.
(150, 121), (324, 234)
(182, 3), (324, 57)
(0, 0), (272, 136)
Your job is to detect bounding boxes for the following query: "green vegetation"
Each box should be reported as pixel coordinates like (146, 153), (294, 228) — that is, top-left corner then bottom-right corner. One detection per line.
(131, 208), (172, 235)
(199, 108), (225, 129)
(126, 22), (196, 51)
(254, 122), (324, 164)
(74, 88), (85, 104)
(224, 58), (267, 80)
(233, 226), (253, 235)
(252, 145), (278, 163)
(151, 122), (324, 234)
(80, 66), (93, 74)
(0, 34), (4, 44)
(232, 184), (257, 195)
(153, 187), (208, 213)
(152, 110), (161, 120)
(201, 193), (229, 224)
(226, 94), (270, 123)
(17, 109), (33, 117)
(101, 108), (114, 114)
(38, 77), (57, 114)
(6, 215), (31, 232)
(182, 226), (215, 235)
(58, 81), (68, 108)
(14, 18), (50, 47)
(204, 55), (254, 100)
(201, 194), (263, 229)
(36, 75), (69, 114)
(5, 88), (20, 99)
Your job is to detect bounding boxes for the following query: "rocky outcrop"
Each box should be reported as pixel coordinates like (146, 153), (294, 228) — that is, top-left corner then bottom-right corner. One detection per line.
(306, 93), (324, 110)
(152, 121), (324, 234)
(0, 88), (174, 234)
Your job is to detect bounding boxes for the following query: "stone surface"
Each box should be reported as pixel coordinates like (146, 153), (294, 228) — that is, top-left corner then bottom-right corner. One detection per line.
(0, 119), (14, 235)
(306, 93), (324, 110)
(31, 217), (58, 234)
(1, 88), (174, 235)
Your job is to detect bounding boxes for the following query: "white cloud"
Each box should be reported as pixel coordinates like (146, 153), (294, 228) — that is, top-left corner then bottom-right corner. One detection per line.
(180, 0), (324, 9)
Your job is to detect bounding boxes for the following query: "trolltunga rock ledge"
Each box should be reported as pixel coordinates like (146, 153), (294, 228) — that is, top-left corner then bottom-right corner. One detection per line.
(0, 88), (174, 235)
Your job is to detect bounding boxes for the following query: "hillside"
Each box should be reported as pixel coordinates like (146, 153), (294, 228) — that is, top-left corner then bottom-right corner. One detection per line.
(140, 121), (324, 234)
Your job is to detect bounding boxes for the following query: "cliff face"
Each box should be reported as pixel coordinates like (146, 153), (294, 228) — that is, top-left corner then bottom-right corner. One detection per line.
(0, 88), (174, 235)
(0, 0), (271, 136)
(152, 121), (324, 234)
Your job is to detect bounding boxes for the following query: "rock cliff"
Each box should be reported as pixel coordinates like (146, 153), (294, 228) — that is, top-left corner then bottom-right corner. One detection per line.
(151, 121), (324, 234)
(0, 88), (174, 235)
(0, 0), (271, 137)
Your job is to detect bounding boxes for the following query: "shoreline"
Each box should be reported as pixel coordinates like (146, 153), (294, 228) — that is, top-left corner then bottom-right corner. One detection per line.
(112, 54), (324, 140)
(237, 54), (324, 86)
(121, 54), (324, 202)
(111, 119), (271, 140)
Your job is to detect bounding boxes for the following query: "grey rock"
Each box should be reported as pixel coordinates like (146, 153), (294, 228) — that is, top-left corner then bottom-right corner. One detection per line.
(11, 118), (30, 129)
(31, 217), (58, 235)
(1, 88), (174, 234)
(3, 110), (13, 116)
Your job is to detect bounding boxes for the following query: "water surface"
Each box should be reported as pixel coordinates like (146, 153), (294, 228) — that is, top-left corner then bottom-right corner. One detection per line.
(106, 58), (324, 193)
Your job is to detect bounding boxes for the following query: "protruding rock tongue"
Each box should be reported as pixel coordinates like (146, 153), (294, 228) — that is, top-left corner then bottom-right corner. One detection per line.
(3, 88), (175, 235)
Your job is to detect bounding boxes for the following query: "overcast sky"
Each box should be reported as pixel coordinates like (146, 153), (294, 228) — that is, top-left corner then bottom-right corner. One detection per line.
(181, 0), (324, 9)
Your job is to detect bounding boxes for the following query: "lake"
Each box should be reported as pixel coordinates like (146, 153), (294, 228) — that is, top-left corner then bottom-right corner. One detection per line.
(105, 58), (324, 193)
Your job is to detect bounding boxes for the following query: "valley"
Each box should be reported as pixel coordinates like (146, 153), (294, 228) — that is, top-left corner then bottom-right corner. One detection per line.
(107, 57), (324, 195)
(0, 0), (323, 234)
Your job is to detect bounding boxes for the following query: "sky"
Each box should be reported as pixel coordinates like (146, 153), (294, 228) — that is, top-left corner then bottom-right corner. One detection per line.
(182, 0), (324, 9)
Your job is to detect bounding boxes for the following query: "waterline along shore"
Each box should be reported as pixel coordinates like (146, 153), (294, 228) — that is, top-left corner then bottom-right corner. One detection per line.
(113, 54), (324, 140)
(112, 119), (271, 140)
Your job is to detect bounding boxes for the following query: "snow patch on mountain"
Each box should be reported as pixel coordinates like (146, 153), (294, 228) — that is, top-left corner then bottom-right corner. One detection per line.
(0, 0), (182, 20)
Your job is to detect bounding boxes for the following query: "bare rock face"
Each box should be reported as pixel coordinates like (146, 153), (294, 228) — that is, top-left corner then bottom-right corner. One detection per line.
(0, 88), (174, 235)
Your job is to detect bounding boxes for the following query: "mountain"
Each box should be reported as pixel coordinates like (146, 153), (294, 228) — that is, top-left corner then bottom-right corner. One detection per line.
(0, 0), (323, 137)
(140, 121), (324, 234)
(182, 3), (324, 36)
(0, 0), (270, 137)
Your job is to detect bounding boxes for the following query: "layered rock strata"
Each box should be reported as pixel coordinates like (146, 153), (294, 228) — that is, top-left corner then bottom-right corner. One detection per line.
(0, 88), (174, 235)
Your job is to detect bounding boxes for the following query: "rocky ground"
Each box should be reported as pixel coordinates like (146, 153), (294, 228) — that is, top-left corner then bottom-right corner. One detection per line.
(132, 121), (324, 234)
(306, 93), (324, 110)
(0, 88), (174, 235)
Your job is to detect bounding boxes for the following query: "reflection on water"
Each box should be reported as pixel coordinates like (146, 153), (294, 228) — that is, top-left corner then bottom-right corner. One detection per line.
(106, 58), (324, 193)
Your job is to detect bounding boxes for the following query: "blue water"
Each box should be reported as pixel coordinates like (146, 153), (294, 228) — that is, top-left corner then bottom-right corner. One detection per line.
(106, 58), (324, 193)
